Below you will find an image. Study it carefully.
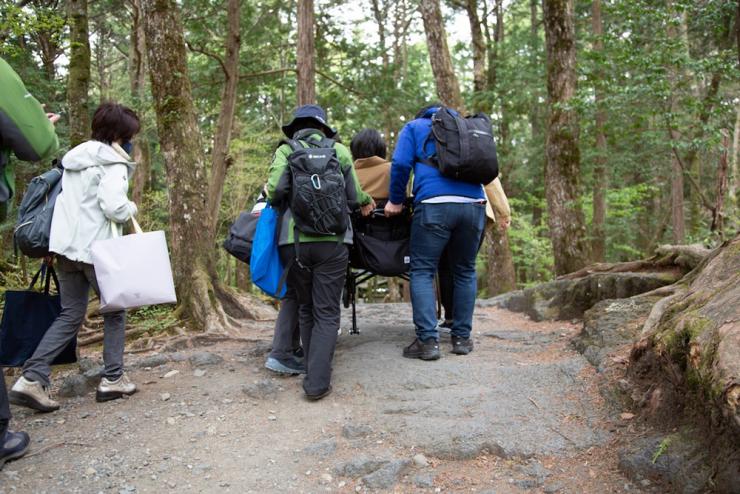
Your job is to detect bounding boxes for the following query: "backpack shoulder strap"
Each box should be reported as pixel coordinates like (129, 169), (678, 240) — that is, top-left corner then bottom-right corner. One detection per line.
(279, 139), (304, 153)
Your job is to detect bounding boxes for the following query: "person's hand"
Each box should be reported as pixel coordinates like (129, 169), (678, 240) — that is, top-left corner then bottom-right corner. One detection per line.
(384, 201), (403, 217)
(499, 217), (511, 231)
(42, 104), (60, 125)
(360, 199), (376, 217)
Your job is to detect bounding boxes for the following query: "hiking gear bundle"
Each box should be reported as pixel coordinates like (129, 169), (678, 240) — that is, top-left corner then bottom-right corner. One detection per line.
(0, 263), (76, 367)
(14, 166), (62, 258)
(424, 107), (499, 185)
(284, 137), (348, 236)
(250, 203), (287, 298)
(90, 216), (177, 313)
(223, 211), (260, 264)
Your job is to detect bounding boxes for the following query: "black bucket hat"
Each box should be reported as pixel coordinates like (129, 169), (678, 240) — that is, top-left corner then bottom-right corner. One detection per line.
(281, 104), (337, 138)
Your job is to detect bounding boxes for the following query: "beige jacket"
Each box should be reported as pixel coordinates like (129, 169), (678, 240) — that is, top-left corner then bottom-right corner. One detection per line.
(353, 156), (391, 200)
(484, 177), (510, 224)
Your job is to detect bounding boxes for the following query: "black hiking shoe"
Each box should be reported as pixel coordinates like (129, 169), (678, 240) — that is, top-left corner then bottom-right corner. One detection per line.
(403, 338), (440, 360)
(0, 430), (30, 471)
(305, 385), (332, 401)
(451, 336), (474, 355)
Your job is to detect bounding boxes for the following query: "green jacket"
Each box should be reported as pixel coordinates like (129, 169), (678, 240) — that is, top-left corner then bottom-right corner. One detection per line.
(266, 130), (372, 245)
(0, 57), (59, 206)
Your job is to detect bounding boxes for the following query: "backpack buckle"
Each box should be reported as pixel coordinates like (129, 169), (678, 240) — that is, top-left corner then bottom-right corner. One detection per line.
(310, 174), (322, 190)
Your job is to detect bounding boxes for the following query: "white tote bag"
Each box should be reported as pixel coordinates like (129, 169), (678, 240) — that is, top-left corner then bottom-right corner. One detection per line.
(91, 217), (177, 313)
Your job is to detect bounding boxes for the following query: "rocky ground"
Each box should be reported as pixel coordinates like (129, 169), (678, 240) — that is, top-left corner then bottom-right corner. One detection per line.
(1, 303), (664, 494)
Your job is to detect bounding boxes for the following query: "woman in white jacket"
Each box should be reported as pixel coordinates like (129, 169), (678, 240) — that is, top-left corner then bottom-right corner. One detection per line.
(10, 102), (140, 412)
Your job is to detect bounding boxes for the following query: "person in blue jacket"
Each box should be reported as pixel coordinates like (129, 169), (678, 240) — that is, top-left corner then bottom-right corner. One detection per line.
(384, 104), (486, 360)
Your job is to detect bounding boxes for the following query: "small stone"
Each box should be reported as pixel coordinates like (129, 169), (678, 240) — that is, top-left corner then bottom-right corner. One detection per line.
(193, 369), (206, 377)
(160, 393), (171, 401)
(163, 370), (179, 379)
(341, 423), (373, 439)
(189, 352), (223, 366)
(303, 439), (337, 458)
(268, 415), (277, 421)
(166, 417), (176, 425)
(85, 467), (97, 476)
(413, 473), (435, 488)
(620, 412), (635, 420)
(166, 480), (176, 488)
(544, 482), (564, 494)
(319, 473), (333, 484)
(412, 454), (428, 468)
(58, 374), (92, 397)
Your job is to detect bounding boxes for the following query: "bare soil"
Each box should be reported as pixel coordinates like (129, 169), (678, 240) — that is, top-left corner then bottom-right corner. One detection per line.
(1, 304), (660, 494)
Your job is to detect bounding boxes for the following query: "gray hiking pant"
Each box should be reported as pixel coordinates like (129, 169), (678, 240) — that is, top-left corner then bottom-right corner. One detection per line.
(268, 288), (301, 361)
(23, 257), (126, 387)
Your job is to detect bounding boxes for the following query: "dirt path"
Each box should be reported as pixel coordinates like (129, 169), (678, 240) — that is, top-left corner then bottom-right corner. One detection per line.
(2, 304), (656, 493)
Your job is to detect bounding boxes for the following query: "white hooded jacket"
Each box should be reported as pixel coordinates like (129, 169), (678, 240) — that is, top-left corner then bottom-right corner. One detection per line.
(49, 140), (138, 264)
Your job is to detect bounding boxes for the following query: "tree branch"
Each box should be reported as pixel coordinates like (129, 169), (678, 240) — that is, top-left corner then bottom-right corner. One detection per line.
(315, 68), (365, 97)
(186, 41), (227, 76)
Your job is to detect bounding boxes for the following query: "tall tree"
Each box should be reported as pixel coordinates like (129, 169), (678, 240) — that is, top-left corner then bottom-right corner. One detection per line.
(543, 0), (589, 274)
(206, 0), (241, 241)
(419, 0), (463, 109)
(465, 0), (486, 95)
(665, 0), (686, 243)
(142, 0), (258, 334)
(461, 0), (516, 295)
(128, 0), (150, 205)
(296, 0), (315, 105)
(67, 0), (90, 147)
(591, 0), (607, 261)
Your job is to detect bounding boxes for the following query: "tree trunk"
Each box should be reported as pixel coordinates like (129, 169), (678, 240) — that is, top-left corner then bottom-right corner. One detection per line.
(731, 103), (740, 223)
(142, 0), (264, 334)
(543, 0), (589, 275)
(591, 0), (607, 262)
(67, 0), (91, 147)
(206, 0), (241, 241)
(296, 0), (316, 106)
(129, 0), (150, 205)
(473, 0), (516, 292)
(465, 0), (486, 96)
(419, 0), (463, 109)
(486, 224), (516, 296)
(666, 0), (685, 243)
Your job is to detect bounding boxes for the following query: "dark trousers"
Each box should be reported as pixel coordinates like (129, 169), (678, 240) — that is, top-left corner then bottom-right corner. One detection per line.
(268, 288), (301, 361)
(0, 368), (9, 435)
(280, 242), (348, 395)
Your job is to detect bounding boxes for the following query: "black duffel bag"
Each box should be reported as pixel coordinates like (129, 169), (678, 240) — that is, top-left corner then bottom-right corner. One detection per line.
(223, 210), (260, 264)
(0, 263), (76, 367)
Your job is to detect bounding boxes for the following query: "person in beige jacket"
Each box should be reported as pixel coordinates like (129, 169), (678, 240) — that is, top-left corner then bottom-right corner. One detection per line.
(438, 176), (511, 330)
(350, 129), (390, 202)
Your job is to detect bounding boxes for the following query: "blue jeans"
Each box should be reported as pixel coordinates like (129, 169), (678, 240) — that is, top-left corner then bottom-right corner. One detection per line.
(410, 202), (485, 342)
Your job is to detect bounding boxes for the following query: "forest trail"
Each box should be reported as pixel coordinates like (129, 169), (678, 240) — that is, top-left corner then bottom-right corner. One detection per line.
(3, 304), (657, 494)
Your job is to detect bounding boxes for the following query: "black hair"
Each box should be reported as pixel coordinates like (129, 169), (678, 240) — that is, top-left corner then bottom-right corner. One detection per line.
(91, 102), (140, 144)
(415, 102), (443, 120)
(350, 128), (386, 160)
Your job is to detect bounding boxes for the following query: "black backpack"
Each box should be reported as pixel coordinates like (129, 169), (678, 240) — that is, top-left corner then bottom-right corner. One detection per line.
(284, 137), (348, 236)
(14, 166), (63, 258)
(424, 107), (499, 185)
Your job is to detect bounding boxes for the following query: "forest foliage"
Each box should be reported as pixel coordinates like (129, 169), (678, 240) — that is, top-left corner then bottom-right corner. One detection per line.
(0, 0), (737, 299)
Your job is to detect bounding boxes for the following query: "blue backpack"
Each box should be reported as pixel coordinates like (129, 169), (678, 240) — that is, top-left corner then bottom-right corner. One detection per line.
(249, 203), (287, 298)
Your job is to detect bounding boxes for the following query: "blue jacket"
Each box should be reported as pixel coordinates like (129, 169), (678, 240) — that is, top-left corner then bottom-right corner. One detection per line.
(388, 107), (485, 205)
